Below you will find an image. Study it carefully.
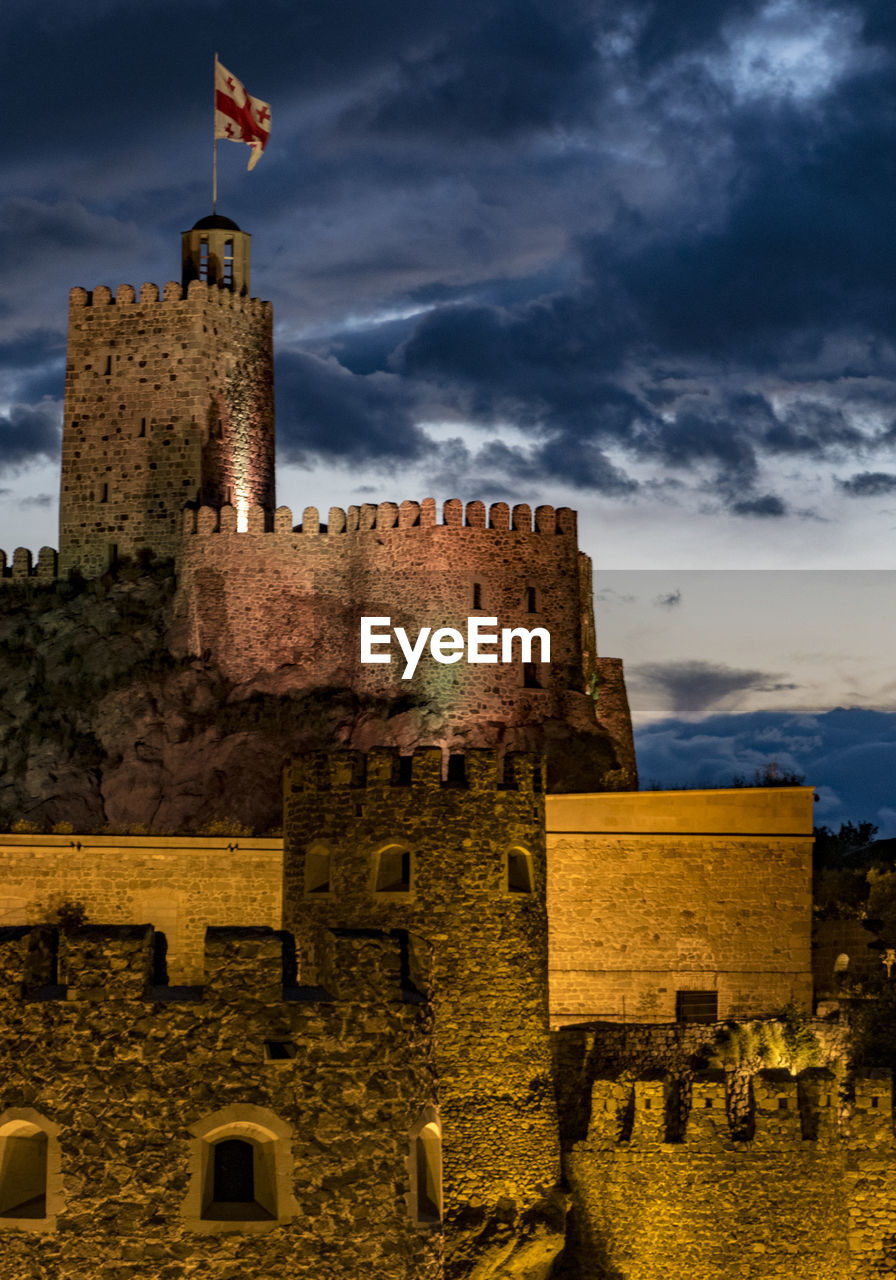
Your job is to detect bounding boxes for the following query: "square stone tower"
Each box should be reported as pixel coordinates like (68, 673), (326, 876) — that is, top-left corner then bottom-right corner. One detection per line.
(59, 216), (275, 577)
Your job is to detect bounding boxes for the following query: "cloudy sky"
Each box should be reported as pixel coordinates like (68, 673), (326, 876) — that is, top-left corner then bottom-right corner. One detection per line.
(1, 0), (894, 829)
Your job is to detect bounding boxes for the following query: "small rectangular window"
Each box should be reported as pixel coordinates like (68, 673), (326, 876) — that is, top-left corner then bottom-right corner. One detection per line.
(675, 990), (718, 1024)
(527, 586), (537, 612)
(446, 755), (466, 786)
(100, 483), (109, 503)
(472, 582), (482, 610)
(305, 848), (331, 895)
(523, 663), (540, 689)
(264, 1041), (297, 1061)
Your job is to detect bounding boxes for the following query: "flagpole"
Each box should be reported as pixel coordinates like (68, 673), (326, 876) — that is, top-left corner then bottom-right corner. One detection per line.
(212, 52), (218, 213)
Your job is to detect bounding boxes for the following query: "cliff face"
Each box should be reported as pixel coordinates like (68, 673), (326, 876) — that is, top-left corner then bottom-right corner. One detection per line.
(0, 565), (625, 835)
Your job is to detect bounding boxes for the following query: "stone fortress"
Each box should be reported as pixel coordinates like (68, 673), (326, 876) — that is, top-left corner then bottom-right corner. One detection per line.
(0, 217), (890, 1278)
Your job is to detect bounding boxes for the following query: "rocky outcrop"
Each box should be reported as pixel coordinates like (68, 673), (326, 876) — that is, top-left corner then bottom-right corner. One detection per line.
(0, 564), (624, 834)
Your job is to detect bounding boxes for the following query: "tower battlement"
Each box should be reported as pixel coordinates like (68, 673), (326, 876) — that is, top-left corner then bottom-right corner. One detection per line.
(586, 1068), (853, 1149)
(287, 746), (543, 794)
(0, 923), (416, 1005)
(182, 497), (577, 536)
(0, 547), (59, 581)
(68, 279), (272, 316)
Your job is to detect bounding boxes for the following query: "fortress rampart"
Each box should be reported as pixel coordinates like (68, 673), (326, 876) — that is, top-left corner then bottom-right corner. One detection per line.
(559, 1067), (896, 1280)
(172, 498), (635, 786)
(1, 496), (637, 790)
(0, 921), (440, 1279)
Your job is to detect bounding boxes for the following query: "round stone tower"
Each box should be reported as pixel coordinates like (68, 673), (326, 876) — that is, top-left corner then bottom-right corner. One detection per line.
(59, 216), (275, 576)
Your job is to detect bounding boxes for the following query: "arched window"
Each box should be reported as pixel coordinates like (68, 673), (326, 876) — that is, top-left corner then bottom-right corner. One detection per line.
(506, 848), (533, 894)
(834, 953), (850, 976)
(375, 845), (412, 894)
(183, 1105), (297, 1234)
(0, 1110), (61, 1232)
(205, 1137), (273, 1221)
(0, 1125), (46, 1218)
(305, 844), (332, 895)
(409, 1110), (442, 1226)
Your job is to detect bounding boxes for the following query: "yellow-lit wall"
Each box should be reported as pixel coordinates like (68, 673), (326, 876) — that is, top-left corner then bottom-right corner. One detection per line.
(0, 786), (814, 1017)
(546, 787), (815, 1025)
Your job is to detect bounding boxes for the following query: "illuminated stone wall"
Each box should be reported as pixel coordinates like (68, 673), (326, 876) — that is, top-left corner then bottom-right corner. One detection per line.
(0, 923), (440, 1280)
(59, 280), (275, 577)
(557, 1067), (896, 1280)
(283, 747), (563, 1276)
(547, 787), (815, 1025)
(171, 498), (635, 788)
(0, 833), (282, 983)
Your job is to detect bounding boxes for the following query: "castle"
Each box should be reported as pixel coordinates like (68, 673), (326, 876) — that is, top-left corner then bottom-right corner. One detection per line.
(0, 217), (891, 1278)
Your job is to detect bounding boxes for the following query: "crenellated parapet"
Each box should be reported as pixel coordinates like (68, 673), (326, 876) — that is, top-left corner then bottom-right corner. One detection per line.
(68, 278), (271, 318)
(0, 923), (417, 1007)
(287, 745), (543, 796)
(0, 546), (60, 583)
(181, 498), (577, 537)
(584, 1067), (854, 1150)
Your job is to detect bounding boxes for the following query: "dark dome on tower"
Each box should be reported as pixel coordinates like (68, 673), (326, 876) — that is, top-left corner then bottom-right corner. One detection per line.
(191, 214), (242, 232)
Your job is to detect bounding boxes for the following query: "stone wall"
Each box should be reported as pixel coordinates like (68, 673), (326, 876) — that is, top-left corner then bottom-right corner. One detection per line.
(547, 787), (815, 1025)
(171, 498), (635, 790)
(0, 922), (440, 1280)
(556, 1066), (896, 1280)
(59, 279), (275, 577)
(0, 834), (281, 984)
(283, 747), (564, 1277)
(0, 786), (813, 1014)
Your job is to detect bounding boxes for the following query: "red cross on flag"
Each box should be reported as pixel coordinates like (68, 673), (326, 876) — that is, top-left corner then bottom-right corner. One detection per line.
(214, 59), (271, 170)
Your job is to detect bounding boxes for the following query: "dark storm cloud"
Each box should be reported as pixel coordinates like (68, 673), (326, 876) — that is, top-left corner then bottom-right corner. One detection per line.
(634, 708), (896, 836)
(633, 0), (761, 70)
(730, 494), (788, 518)
(5, 0), (896, 516)
(428, 435), (637, 495)
(274, 350), (427, 466)
(634, 659), (799, 716)
(838, 471), (896, 496)
(0, 201), (140, 270)
(2, 0), (484, 160)
(0, 402), (61, 470)
(654, 590), (682, 609)
(0, 332), (66, 406)
(355, 0), (600, 140)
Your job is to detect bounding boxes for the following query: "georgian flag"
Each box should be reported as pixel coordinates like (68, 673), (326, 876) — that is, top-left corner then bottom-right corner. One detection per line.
(214, 60), (271, 170)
